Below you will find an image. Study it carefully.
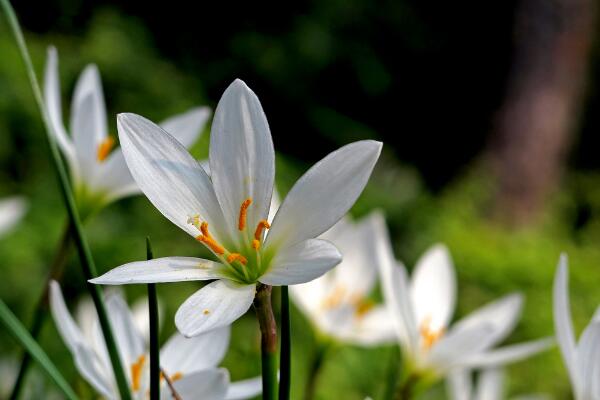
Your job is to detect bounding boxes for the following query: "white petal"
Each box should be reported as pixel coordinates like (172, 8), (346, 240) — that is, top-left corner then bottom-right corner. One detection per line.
(161, 326), (230, 374)
(260, 239), (342, 285)
(575, 322), (600, 399)
(43, 47), (76, 166)
(553, 254), (578, 386)
(72, 344), (116, 399)
(117, 113), (228, 243)
(476, 368), (504, 400)
(92, 150), (139, 202)
(451, 293), (523, 351)
(446, 370), (472, 400)
(410, 244), (456, 332)
(160, 106), (211, 148)
(71, 93), (104, 183)
(175, 280), (256, 337)
(336, 305), (398, 346)
(374, 212), (418, 352)
(90, 257), (226, 285)
(166, 368), (229, 400)
(104, 293), (145, 367)
(210, 79), (275, 245)
(0, 196), (27, 237)
(429, 323), (496, 372)
(458, 337), (554, 369)
(266, 140), (382, 249)
(226, 376), (262, 400)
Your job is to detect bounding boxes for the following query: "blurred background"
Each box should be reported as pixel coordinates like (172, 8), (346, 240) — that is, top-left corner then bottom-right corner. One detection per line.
(1, 0), (600, 398)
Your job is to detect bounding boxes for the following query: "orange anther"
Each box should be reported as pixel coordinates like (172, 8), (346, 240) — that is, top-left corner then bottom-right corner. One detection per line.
(130, 355), (146, 391)
(171, 372), (183, 382)
(252, 239), (261, 250)
(254, 220), (271, 240)
(419, 318), (444, 349)
(227, 253), (248, 265)
(196, 235), (225, 255)
(200, 221), (210, 237)
(238, 198), (252, 230)
(96, 136), (115, 162)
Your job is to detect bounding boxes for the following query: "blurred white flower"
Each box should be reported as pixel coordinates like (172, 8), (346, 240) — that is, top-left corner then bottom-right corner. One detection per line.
(90, 79), (382, 337)
(290, 212), (395, 346)
(0, 196), (26, 237)
(49, 281), (261, 400)
(43, 47), (210, 214)
(447, 368), (550, 400)
(378, 236), (552, 379)
(554, 254), (600, 400)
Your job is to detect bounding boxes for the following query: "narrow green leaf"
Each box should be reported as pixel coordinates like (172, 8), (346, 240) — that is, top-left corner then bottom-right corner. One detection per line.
(0, 298), (78, 400)
(146, 238), (160, 400)
(279, 286), (291, 400)
(0, 2), (131, 398)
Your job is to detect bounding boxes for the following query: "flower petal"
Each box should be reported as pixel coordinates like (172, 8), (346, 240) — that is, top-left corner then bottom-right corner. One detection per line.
(161, 326), (231, 374)
(450, 293), (523, 351)
(104, 293), (145, 368)
(476, 369), (504, 400)
(457, 337), (554, 369)
(175, 280), (256, 337)
(210, 79), (275, 245)
(72, 344), (116, 399)
(43, 47), (76, 165)
(446, 370), (472, 400)
(335, 305), (398, 346)
(0, 196), (27, 237)
(92, 149), (139, 202)
(429, 323), (496, 372)
(260, 239), (342, 285)
(553, 254), (578, 386)
(117, 113), (228, 242)
(90, 257), (226, 285)
(410, 244), (456, 332)
(575, 322), (600, 399)
(226, 376), (263, 400)
(160, 106), (211, 148)
(266, 140), (382, 249)
(166, 368), (230, 400)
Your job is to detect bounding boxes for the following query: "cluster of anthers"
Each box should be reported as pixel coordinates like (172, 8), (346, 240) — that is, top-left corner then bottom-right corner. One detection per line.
(187, 197), (271, 272)
(96, 136), (115, 162)
(320, 285), (375, 320)
(419, 317), (445, 350)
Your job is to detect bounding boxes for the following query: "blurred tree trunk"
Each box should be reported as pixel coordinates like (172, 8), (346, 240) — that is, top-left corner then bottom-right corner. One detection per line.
(487, 0), (596, 224)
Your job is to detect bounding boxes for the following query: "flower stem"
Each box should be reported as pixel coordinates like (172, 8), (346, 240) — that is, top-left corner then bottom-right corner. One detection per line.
(10, 221), (72, 400)
(278, 286), (291, 400)
(254, 283), (278, 400)
(0, 2), (131, 398)
(381, 346), (400, 400)
(302, 341), (329, 400)
(146, 238), (160, 400)
(394, 372), (421, 400)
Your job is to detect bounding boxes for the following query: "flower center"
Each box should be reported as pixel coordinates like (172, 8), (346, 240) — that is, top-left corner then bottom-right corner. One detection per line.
(419, 317), (444, 350)
(130, 354), (146, 392)
(96, 136), (115, 162)
(352, 297), (375, 319)
(321, 285), (347, 310)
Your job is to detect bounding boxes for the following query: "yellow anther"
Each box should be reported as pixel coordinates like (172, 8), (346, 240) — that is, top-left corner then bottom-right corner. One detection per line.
(354, 299), (375, 319)
(227, 253), (248, 265)
(96, 136), (115, 162)
(419, 317), (444, 349)
(130, 355), (146, 391)
(203, 309), (210, 315)
(238, 198), (252, 231)
(252, 239), (261, 250)
(321, 286), (347, 310)
(254, 220), (271, 241)
(171, 372), (183, 382)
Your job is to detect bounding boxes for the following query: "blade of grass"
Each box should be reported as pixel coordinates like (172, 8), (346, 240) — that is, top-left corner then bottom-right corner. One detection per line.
(278, 286), (291, 400)
(0, 298), (78, 400)
(146, 237), (160, 400)
(0, 2), (131, 398)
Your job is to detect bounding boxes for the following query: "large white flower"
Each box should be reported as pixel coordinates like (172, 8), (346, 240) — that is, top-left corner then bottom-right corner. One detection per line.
(553, 254), (600, 400)
(377, 230), (552, 379)
(90, 79), (382, 337)
(0, 196), (26, 237)
(49, 281), (260, 400)
(447, 368), (549, 400)
(290, 212), (395, 346)
(43, 47), (210, 214)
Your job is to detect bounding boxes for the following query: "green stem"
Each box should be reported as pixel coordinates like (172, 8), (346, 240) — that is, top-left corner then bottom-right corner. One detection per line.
(278, 286), (291, 400)
(146, 238), (160, 400)
(394, 372), (421, 400)
(303, 341), (329, 400)
(0, 298), (78, 400)
(10, 221), (72, 400)
(253, 284), (278, 400)
(0, 2), (131, 399)
(382, 346), (401, 400)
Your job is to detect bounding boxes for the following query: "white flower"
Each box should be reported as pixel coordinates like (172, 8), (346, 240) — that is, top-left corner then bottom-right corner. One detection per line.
(43, 47), (210, 213)
(49, 281), (261, 400)
(377, 235), (552, 379)
(447, 368), (550, 400)
(290, 212), (395, 346)
(90, 79), (382, 337)
(553, 254), (600, 400)
(0, 196), (26, 237)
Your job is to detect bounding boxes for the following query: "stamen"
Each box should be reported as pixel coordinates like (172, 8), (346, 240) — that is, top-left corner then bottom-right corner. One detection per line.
(200, 222), (210, 237)
(203, 309), (210, 315)
(171, 372), (183, 382)
(196, 235), (225, 255)
(254, 220), (271, 240)
(227, 253), (248, 265)
(354, 299), (375, 319)
(187, 215), (201, 230)
(252, 239), (261, 250)
(130, 355), (146, 391)
(96, 136), (115, 162)
(238, 198), (252, 230)
(419, 317), (444, 349)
